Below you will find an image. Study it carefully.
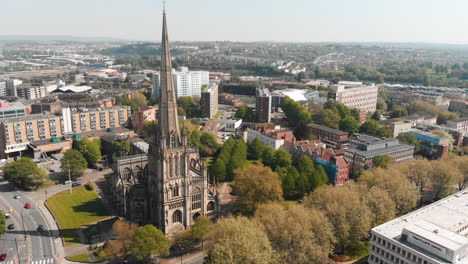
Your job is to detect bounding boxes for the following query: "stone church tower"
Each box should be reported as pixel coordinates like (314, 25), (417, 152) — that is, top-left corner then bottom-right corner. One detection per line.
(111, 10), (217, 237)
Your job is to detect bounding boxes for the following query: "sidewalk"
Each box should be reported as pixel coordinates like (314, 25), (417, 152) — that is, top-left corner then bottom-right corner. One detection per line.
(157, 250), (207, 264)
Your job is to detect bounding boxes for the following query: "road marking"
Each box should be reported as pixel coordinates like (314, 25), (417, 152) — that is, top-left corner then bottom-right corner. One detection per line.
(31, 258), (55, 264)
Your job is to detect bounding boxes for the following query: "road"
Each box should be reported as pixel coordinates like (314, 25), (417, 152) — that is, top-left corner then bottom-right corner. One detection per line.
(0, 180), (57, 264)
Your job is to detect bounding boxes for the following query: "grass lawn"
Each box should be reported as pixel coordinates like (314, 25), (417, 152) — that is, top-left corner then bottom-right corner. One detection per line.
(68, 253), (90, 262)
(47, 186), (109, 245)
(276, 200), (299, 209)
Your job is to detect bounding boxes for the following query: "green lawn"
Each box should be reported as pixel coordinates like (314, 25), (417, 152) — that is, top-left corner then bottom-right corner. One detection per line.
(47, 186), (109, 245)
(213, 111), (224, 119)
(68, 253), (90, 262)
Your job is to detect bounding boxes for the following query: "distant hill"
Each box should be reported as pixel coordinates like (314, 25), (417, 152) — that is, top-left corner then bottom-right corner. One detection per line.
(101, 43), (185, 56)
(0, 35), (126, 42)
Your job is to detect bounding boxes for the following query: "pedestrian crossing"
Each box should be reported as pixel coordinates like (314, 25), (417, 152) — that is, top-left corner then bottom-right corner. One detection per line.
(31, 258), (55, 264)
(3, 261), (14, 264)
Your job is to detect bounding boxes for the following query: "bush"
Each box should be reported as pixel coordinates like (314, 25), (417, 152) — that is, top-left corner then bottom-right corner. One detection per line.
(85, 181), (95, 191)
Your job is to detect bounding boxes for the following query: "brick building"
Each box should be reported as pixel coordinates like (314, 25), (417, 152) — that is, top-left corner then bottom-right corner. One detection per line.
(308, 123), (349, 149)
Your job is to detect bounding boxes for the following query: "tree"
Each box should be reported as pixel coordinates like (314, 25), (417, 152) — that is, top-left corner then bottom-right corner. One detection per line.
(255, 203), (335, 264)
(273, 149), (292, 169)
(261, 146), (276, 167)
(210, 159), (227, 181)
(377, 98), (387, 111)
(312, 109), (340, 129)
(113, 141), (131, 158)
(377, 126), (393, 138)
(0, 210), (5, 237)
(3, 158), (48, 190)
(189, 216), (212, 250)
(207, 216), (277, 264)
(397, 132), (420, 152)
(360, 185), (396, 227)
(450, 156), (468, 191)
(276, 166), (308, 199)
(248, 138), (264, 160)
(398, 158), (432, 205)
(132, 93), (148, 106)
(293, 121), (311, 140)
(234, 163), (283, 213)
(359, 120), (380, 136)
(104, 220), (138, 259)
(304, 185), (371, 253)
(371, 110), (382, 121)
(312, 165), (329, 189)
(339, 116), (360, 134)
(430, 160), (460, 200)
(60, 149), (87, 180)
(199, 132), (219, 157)
(373, 154), (393, 169)
(75, 138), (101, 168)
(437, 111), (459, 125)
(390, 105), (408, 118)
(131, 225), (169, 261)
(359, 168), (419, 215)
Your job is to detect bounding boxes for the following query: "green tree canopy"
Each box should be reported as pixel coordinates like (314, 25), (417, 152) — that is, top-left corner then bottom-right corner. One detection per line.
(131, 225), (169, 260)
(261, 146), (276, 167)
(113, 141), (131, 158)
(282, 97), (312, 124)
(339, 116), (360, 134)
(390, 105), (408, 118)
(61, 149), (87, 180)
(248, 138), (264, 160)
(437, 111), (459, 125)
(0, 210), (5, 237)
(373, 154), (393, 169)
(312, 109), (340, 129)
(273, 149), (292, 170)
(397, 132), (420, 152)
(75, 138), (101, 168)
(3, 158), (48, 190)
(359, 120), (380, 135)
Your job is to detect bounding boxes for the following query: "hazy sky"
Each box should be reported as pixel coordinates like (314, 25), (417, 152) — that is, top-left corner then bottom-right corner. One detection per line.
(1, 0), (468, 43)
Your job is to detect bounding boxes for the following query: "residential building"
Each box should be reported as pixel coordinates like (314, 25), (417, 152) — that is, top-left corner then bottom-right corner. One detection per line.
(449, 99), (468, 113)
(16, 84), (47, 99)
(224, 119), (242, 132)
(111, 12), (218, 235)
(369, 191), (468, 264)
(308, 123), (349, 149)
(200, 83), (219, 118)
(0, 101), (29, 118)
(153, 73), (160, 98)
(246, 123), (295, 149)
(5, 78), (22, 97)
(327, 82), (378, 113)
(255, 87), (272, 123)
(132, 106), (158, 130)
(410, 129), (450, 159)
(219, 93), (243, 107)
(405, 115), (437, 128)
(344, 134), (414, 175)
(446, 117), (468, 133)
(0, 80), (6, 97)
(173, 67), (209, 97)
(0, 105), (131, 158)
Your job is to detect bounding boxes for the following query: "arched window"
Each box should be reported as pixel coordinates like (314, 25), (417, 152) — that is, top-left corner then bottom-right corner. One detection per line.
(134, 166), (142, 182)
(173, 185), (179, 197)
(191, 187), (202, 210)
(123, 168), (132, 182)
(171, 135), (176, 148)
(173, 210), (182, 223)
(207, 201), (215, 211)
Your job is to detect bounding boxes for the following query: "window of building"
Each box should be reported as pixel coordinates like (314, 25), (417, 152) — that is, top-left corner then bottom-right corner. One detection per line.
(191, 187), (202, 210)
(173, 185), (179, 197)
(173, 210), (182, 223)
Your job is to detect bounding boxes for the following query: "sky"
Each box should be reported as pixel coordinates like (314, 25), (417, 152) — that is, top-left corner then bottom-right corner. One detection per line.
(1, 0), (468, 44)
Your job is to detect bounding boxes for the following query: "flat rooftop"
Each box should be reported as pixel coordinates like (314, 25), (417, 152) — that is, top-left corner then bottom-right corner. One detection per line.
(309, 123), (348, 136)
(373, 191), (468, 262)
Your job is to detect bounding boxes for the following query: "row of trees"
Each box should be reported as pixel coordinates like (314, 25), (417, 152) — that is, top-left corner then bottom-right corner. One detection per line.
(234, 105), (255, 122)
(116, 93), (148, 112)
(209, 139), (247, 181)
(177, 96), (201, 118)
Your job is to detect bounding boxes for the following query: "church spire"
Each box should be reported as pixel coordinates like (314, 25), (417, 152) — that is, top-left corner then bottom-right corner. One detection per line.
(158, 9), (180, 145)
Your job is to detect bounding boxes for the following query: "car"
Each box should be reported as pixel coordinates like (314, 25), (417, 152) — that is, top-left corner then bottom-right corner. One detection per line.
(13, 194), (20, 199)
(24, 203), (31, 209)
(37, 224), (44, 232)
(0, 254), (6, 261)
(7, 224), (14, 230)
(64, 180), (72, 185)
(71, 182), (82, 187)
(4, 214), (10, 219)
(8, 208), (13, 213)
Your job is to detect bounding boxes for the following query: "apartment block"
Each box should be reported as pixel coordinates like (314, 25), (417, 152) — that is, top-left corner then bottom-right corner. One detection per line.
(328, 81), (378, 113)
(446, 117), (468, 133)
(369, 191), (468, 264)
(256, 87), (272, 123)
(200, 83), (219, 118)
(16, 84), (47, 100)
(132, 106), (157, 130)
(0, 80), (6, 97)
(344, 134), (414, 175)
(0, 105), (131, 158)
(173, 67), (209, 97)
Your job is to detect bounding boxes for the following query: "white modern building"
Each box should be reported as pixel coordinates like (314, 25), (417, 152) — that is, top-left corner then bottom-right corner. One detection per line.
(446, 117), (468, 133)
(328, 81), (378, 113)
(173, 67), (209, 97)
(369, 191), (468, 264)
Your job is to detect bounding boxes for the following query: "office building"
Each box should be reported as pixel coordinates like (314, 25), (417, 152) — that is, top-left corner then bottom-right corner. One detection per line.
(447, 117), (468, 133)
(328, 81), (378, 113)
(200, 83), (219, 118)
(256, 87), (272, 123)
(5, 78), (22, 97)
(153, 73), (160, 98)
(410, 130), (450, 159)
(344, 134), (414, 175)
(369, 191), (468, 264)
(309, 123), (349, 149)
(0, 81), (7, 97)
(389, 121), (413, 137)
(0, 105), (131, 158)
(173, 67), (209, 97)
(0, 101), (29, 118)
(449, 100), (468, 113)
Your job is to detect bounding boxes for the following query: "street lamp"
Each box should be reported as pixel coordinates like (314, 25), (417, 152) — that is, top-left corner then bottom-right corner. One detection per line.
(180, 245), (184, 264)
(67, 163), (72, 193)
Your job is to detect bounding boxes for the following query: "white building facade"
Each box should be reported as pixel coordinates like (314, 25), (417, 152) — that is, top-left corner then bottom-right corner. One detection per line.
(173, 67), (209, 97)
(328, 81), (378, 113)
(369, 191), (468, 264)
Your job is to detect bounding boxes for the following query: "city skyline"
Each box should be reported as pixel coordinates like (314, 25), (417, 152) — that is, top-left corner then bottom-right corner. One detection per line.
(1, 0), (468, 44)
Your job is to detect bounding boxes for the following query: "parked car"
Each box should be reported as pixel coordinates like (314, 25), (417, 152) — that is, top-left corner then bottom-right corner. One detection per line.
(24, 203), (31, 209)
(37, 224), (44, 232)
(71, 182), (82, 187)
(13, 195), (20, 199)
(4, 213), (10, 219)
(7, 224), (14, 230)
(0, 253), (6, 261)
(64, 180), (72, 185)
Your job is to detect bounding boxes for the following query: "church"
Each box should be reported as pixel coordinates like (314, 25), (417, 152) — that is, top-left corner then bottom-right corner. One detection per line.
(110, 10), (218, 236)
